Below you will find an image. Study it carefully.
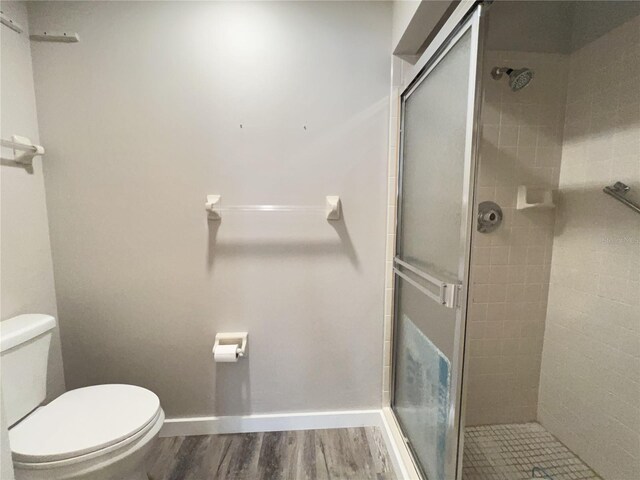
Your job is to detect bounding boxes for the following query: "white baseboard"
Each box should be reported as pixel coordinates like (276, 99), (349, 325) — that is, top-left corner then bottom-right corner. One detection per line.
(160, 409), (383, 437)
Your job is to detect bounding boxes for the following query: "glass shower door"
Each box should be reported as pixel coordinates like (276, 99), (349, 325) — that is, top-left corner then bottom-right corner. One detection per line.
(391, 7), (483, 480)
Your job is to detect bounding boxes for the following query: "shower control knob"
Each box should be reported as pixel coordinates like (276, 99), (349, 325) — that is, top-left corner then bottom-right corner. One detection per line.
(477, 201), (503, 233)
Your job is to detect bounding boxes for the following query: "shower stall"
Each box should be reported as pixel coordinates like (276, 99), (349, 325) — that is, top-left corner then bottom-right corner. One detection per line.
(389, 1), (640, 479)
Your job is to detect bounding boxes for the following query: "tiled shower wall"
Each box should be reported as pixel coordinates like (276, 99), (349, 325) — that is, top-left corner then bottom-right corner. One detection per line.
(538, 16), (640, 480)
(465, 51), (568, 425)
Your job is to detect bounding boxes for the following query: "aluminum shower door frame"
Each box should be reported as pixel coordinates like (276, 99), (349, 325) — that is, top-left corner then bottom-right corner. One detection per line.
(390, 3), (486, 480)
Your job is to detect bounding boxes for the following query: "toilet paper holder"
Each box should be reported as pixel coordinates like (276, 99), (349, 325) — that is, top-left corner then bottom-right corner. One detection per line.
(213, 332), (248, 358)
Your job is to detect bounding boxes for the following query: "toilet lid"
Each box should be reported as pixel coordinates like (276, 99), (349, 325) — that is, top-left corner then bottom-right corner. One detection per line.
(9, 384), (161, 463)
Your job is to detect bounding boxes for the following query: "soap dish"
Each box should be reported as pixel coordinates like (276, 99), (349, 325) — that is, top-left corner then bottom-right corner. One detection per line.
(516, 185), (555, 210)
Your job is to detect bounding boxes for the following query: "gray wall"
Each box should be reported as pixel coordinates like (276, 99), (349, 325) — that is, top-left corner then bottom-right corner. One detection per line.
(1, 1), (66, 475)
(28, 1), (391, 418)
(0, 2), (65, 398)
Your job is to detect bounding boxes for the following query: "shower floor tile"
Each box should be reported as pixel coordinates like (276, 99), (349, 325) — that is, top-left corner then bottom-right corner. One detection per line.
(462, 423), (601, 480)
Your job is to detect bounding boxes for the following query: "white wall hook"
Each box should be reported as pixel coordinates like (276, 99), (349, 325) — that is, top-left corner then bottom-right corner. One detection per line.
(0, 135), (45, 166)
(206, 195), (221, 220)
(326, 195), (341, 220)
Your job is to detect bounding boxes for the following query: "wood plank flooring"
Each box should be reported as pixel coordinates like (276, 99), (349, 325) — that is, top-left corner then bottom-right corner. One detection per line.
(147, 427), (396, 480)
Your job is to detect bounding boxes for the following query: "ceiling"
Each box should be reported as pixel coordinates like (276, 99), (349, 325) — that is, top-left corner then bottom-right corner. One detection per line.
(485, 1), (640, 54)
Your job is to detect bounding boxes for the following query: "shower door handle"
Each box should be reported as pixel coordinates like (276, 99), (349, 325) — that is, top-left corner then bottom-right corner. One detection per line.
(393, 257), (460, 308)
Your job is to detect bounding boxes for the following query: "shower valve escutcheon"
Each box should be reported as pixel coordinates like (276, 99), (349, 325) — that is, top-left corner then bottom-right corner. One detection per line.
(477, 201), (503, 233)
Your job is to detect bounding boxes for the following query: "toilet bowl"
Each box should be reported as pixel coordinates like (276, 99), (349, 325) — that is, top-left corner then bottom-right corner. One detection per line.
(0, 315), (165, 480)
(10, 384), (165, 480)
(9, 384), (164, 480)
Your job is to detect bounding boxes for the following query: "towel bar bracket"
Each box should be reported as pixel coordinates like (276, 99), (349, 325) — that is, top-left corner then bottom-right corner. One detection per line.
(0, 136), (45, 166)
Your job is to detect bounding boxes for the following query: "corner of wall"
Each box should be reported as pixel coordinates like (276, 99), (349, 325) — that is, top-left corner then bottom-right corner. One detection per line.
(0, 0), (66, 401)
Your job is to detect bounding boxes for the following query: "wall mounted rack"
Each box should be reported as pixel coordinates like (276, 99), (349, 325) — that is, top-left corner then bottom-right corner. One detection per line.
(0, 11), (23, 33)
(603, 182), (640, 215)
(29, 31), (80, 43)
(1, 136), (45, 166)
(206, 195), (341, 221)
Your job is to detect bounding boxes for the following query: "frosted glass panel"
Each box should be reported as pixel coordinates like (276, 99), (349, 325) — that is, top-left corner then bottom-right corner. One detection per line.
(394, 277), (454, 480)
(399, 30), (472, 280)
(392, 25), (476, 480)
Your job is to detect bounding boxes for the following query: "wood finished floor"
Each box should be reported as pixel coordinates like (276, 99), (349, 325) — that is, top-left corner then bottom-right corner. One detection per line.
(147, 427), (396, 480)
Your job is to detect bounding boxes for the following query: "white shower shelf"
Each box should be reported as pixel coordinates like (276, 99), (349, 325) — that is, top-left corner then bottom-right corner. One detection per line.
(0, 136), (45, 166)
(206, 195), (341, 221)
(516, 185), (555, 210)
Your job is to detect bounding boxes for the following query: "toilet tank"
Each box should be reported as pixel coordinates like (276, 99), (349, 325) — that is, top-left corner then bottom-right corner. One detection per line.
(0, 314), (56, 426)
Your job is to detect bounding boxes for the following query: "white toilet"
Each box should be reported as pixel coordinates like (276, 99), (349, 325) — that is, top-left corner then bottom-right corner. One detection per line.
(0, 314), (165, 480)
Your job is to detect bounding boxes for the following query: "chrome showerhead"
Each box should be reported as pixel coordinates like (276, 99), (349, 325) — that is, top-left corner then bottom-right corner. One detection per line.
(491, 66), (534, 92)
